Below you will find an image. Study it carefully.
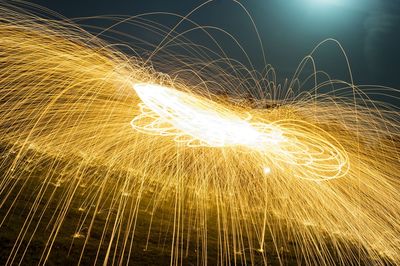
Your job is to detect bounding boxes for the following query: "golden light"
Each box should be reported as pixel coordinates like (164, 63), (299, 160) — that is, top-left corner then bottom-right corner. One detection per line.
(131, 83), (268, 148)
(0, 2), (399, 265)
(131, 83), (349, 181)
(263, 167), (271, 175)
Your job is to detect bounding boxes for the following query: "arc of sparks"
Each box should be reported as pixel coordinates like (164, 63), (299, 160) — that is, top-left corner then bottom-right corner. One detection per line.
(131, 83), (349, 180)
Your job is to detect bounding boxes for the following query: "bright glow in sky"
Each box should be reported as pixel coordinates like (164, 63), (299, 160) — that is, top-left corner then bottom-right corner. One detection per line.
(308, 0), (344, 6)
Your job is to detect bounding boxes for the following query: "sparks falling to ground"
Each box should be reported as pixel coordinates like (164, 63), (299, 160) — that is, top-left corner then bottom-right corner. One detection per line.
(0, 2), (399, 266)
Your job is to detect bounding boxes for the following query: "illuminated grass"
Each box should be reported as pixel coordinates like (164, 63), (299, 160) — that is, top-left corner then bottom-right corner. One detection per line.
(0, 2), (399, 265)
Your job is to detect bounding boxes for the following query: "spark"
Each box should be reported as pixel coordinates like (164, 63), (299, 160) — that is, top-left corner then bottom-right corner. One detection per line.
(0, 2), (399, 266)
(131, 83), (349, 181)
(263, 167), (271, 175)
(132, 83), (266, 148)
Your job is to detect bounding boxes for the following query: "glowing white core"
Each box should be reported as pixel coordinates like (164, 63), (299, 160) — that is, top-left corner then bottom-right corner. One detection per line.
(131, 83), (349, 181)
(263, 167), (271, 175)
(132, 83), (282, 148)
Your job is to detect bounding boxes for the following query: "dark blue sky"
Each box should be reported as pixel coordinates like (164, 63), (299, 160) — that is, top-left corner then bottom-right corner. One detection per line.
(27, 0), (400, 90)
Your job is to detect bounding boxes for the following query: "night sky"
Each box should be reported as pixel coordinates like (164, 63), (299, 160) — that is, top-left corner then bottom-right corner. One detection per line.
(27, 0), (400, 90)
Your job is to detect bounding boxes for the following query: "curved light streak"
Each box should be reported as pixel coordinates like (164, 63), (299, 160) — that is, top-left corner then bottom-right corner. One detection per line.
(131, 83), (349, 180)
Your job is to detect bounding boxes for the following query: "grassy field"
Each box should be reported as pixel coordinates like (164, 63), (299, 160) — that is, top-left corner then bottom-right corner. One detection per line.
(0, 144), (378, 265)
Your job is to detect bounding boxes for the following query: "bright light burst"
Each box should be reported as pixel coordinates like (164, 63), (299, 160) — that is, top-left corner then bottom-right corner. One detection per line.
(131, 83), (268, 148)
(0, 2), (399, 266)
(131, 83), (349, 181)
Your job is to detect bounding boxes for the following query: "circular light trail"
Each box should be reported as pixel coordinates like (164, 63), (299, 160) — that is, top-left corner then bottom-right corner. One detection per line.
(131, 83), (349, 181)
